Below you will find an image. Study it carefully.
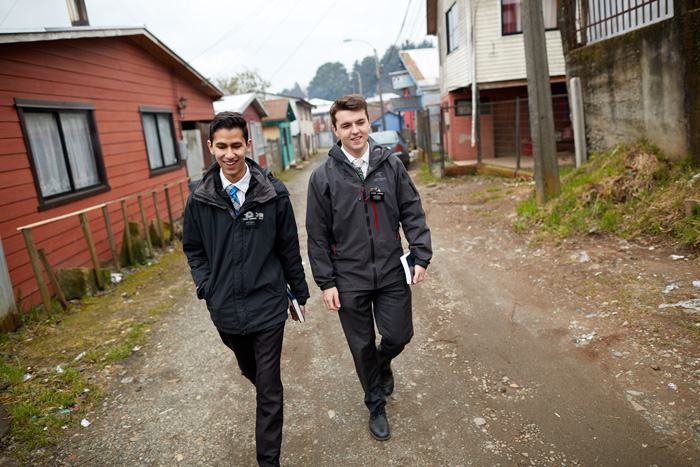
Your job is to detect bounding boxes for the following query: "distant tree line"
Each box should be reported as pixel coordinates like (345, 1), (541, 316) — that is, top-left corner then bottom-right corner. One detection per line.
(305, 39), (433, 101)
(215, 39), (434, 102)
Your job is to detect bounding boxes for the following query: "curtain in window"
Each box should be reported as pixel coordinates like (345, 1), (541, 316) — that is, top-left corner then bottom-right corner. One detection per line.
(543, 0), (557, 28)
(25, 113), (71, 197)
(61, 113), (99, 189)
(142, 114), (163, 169)
(502, 0), (521, 33)
(157, 114), (177, 166)
(503, 0), (556, 32)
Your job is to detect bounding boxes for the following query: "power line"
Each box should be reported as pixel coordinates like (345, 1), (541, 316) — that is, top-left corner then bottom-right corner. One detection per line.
(188, 0), (277, 63)
(268, 0), (341, 82)
(0, 0), (19, 28)
(391, 0), (414, 49)
(220, 0), (304, 77)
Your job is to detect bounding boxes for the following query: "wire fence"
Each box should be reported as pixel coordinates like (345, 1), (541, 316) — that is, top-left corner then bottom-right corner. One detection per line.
(416, 94), (574, 175)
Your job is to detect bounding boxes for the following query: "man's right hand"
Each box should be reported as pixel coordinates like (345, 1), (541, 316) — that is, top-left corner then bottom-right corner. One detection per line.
(322, 287), (341, 311)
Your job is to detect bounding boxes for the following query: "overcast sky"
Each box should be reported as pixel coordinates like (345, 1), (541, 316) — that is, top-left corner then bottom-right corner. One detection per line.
(0, 0), (435, 93)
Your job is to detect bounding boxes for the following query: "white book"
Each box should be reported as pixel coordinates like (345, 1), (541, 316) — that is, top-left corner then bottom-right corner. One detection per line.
(400, 251), (415, 284)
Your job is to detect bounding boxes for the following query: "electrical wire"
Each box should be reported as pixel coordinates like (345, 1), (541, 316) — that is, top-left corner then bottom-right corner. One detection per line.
(267, 0), (341, 82)
(391, 0), (414, 48)
(0, 0), (20, 28)
(188, 0), (277, 63)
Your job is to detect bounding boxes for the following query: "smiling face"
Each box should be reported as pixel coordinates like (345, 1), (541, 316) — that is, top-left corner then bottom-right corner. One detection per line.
(208, 127), (251, 184)
(332, 109), (370, 158)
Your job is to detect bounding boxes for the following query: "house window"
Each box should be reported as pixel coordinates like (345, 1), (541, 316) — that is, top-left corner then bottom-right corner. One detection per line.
(455, 97), (492, 116)
(139, 107), (179, 173)
(446, 3), (458, 54)
(502, 0), (558, 35)
(15, 98), (109, 209)
(250, 121), (265, 161)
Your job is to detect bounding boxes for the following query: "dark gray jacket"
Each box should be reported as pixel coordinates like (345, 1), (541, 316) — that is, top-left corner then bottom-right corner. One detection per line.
(306, 140), (432, 292)
(183, 159), (309, 335)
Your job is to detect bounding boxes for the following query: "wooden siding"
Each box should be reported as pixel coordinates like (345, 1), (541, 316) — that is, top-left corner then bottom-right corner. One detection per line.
(439, 0), (473, 94)
(474, 0), (565, 83)
(0, 36), (215, 310)
(436, 0), (565, 94)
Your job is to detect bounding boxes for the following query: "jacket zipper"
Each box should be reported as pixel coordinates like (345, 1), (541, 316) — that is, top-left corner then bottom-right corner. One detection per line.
(357, 165), (378, 289)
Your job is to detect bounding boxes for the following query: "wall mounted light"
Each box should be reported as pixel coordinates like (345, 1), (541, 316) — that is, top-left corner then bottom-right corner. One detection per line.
(177, 96), (188, 118)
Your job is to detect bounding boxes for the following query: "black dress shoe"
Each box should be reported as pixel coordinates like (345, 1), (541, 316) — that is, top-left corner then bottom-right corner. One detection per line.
(379, 368), (394, 396)
(369, 405), (391, 441)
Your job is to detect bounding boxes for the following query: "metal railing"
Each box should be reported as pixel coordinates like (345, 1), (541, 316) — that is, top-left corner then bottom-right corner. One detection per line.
(568, 0), (674, 47)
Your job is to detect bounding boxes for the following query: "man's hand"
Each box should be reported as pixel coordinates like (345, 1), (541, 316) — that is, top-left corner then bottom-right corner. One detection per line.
(289, 304), (306, 321)
(322, 287), (341, 310)
(411, 265), (427, 284)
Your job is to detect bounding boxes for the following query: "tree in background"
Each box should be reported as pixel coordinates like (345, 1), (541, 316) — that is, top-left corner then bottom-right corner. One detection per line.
(307, 62), (352, 101)
(215, 68), (271, 95)
(280, 82), (307, 99)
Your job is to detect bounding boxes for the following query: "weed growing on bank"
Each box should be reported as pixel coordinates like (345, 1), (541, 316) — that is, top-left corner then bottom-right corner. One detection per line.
(514, 143), (700, 247)
(0, 249), (190, 461)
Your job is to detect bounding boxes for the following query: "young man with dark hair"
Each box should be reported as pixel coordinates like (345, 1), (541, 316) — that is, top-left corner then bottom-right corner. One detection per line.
(183, 111), (309, 466)
(306, 94), (432, 441)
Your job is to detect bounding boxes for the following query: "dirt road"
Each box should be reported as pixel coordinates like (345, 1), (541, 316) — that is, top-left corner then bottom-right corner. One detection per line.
(50, 155), (699, 466)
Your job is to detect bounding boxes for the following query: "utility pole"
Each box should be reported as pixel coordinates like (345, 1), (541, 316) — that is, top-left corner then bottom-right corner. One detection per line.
(522, 0), (560, 203)
(344, 39), (386, 131)
(354, 70), (363, 96)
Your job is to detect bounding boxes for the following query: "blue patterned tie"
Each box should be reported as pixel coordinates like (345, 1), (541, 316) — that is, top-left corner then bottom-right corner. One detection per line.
(225, 184), (241, 214)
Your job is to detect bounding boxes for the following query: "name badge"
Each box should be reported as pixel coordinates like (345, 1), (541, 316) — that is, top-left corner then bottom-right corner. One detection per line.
(242, 211), (263, 228)
(369, 187), (385, 202)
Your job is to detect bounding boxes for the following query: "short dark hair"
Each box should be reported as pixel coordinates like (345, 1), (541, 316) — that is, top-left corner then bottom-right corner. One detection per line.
(208, 111), (249, 142)
(330, 94), (369, 129)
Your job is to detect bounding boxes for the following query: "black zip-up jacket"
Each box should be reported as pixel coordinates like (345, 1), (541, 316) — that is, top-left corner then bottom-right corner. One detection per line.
(306, 140), (432, 292)
(183, 159), (309, 335)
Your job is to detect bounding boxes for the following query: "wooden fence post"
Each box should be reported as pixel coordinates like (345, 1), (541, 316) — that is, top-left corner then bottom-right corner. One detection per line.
(38, 249), (69, 310)
(21, 228), (52, 312)
(152, 190), (165, 248)
(121, 200), (134, 266)
(165, 186), (174, 243)
(179, 181), (186, 213)
(138, 195), (154, 258)
(79, 212), (103, 290)
(102, 205), (120, 273)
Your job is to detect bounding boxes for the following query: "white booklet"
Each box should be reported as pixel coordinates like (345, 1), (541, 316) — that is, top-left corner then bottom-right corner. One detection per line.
(400, 251), (414, 284)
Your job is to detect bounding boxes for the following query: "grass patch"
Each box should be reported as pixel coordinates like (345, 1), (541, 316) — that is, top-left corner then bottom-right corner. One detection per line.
(513, 142), (700, 246)
(0, 248), (192, 460)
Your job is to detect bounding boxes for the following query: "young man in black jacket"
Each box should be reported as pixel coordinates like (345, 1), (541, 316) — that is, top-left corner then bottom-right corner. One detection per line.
(183, 111), (309, 467)
(306, 95), (432, 441)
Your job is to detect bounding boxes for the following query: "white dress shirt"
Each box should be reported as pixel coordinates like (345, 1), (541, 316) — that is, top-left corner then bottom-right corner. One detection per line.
(341, 143), (370, 178)
(220, 161), (251, 207)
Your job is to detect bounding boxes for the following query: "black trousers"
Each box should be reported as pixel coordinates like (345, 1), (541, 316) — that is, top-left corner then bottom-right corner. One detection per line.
(218, 321), (286, 467)
(337, 280), (413, 412)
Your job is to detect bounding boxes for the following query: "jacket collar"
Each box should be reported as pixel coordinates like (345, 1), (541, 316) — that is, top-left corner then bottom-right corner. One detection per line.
(194, 158), (277, 209)
(329, 139), (392, 172)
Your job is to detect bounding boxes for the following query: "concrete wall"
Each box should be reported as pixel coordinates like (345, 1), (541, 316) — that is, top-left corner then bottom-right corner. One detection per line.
(264, 139), (284, 176)
(563, 3), (700, 160)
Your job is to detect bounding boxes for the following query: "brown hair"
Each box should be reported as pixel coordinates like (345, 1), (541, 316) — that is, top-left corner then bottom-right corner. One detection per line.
(330, 94), (369, 128)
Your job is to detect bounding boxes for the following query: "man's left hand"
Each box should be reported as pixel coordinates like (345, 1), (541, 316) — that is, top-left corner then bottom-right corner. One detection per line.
(290, 304), (306, 321)
(412, 265), (427, 284)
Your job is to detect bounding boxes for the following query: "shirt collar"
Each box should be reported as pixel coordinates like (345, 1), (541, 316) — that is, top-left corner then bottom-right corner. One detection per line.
(341, 142), (370, 167)
(219, 160), (251, 193)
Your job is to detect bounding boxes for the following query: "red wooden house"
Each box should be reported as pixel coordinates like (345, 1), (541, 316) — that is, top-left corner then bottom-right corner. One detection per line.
(0, 26), (223, 313)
